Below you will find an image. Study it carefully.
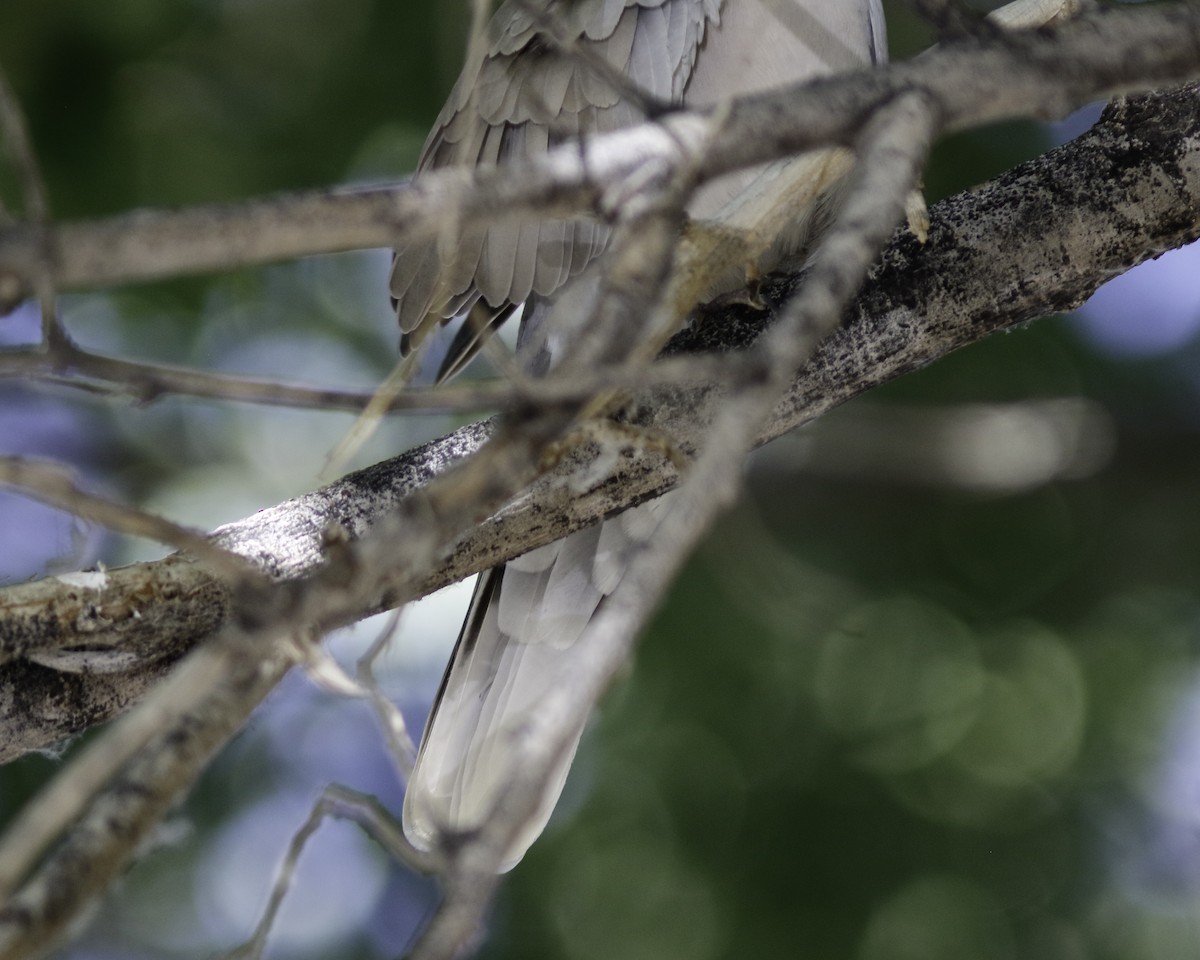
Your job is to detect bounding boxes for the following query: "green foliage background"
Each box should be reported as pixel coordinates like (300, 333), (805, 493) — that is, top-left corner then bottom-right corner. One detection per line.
(3, 2), (1200, 959)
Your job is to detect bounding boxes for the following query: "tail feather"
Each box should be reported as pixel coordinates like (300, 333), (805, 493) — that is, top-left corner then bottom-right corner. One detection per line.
(403, 498), (670, 870)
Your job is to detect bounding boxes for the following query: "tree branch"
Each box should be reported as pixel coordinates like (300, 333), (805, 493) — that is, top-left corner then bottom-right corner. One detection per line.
(1, 80), (1196, 761)
(0, 5), (1196, 955)
(0, 4), (1196, 307)
(408, 85), (941, 954)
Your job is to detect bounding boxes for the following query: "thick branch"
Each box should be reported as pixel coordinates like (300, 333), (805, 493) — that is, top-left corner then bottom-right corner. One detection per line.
(0, 4), (1196, 305)
(0, 82), (1196, 760)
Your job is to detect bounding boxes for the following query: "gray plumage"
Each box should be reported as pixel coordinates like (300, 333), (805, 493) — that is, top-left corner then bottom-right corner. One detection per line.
(396, 0), (887, 870)
(392, 0), (717, 357)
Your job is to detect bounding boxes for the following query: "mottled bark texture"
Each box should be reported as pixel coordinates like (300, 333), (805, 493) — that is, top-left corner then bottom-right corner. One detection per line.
(2, 80), (1197, 761)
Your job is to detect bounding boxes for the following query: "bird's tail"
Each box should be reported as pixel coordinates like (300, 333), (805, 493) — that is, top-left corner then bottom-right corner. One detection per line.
(403, 496), (671, 870)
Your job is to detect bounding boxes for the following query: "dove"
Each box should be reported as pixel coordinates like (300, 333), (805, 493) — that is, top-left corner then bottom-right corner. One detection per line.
(392, 0), (887, 871)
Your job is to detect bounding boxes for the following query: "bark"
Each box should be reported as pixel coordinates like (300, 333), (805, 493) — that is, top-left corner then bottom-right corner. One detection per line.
(1, 81), (1196, 761)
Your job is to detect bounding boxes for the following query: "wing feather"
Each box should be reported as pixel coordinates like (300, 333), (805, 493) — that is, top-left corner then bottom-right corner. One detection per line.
(403, 514), (653, 870)
(390, 0), (720, 349)
(402, 0), (889, 872)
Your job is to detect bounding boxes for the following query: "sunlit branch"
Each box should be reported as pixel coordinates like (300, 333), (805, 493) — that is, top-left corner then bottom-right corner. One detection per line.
(0, 78), (1197, 760)
(0, 5), (1195, 305)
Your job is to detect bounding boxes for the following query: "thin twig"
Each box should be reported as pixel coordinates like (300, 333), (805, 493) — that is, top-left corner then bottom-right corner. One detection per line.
(0, 639), (292, 960)
(228, 784), (434, 960)
(0, 6), (1195, 302)
(0, 62), (64, 348)
(356, 609), (420, 778)
(0, 69), (48, 226)
(1, 77), (1197, 755)
(0, 339), (730, 414)
(0, 187), (697, 949)
(291, 615), (418, 776)
(0, 641), (239, 902)
(0, 456), (265, 582)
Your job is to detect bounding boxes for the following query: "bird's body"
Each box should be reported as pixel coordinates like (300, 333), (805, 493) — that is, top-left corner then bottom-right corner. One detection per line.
(393, 0), (886, 870)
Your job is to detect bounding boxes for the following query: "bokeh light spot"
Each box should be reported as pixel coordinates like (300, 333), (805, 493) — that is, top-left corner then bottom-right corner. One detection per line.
(548, 831), (726, 960)
(815, 595), (985, 773)
(858, 874), (1014, 960)
(950, 622), (1086, 788)
(1074, 242), (1200, 358)
(196, 791), (388, 955)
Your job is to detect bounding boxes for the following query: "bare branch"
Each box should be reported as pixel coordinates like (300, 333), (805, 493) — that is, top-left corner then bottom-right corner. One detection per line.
(230, 785), (433, 960)
(0, 142), (721, 940)
(0, 640), (291, 960)
(0, 5), (1196, 304)
(0, 337), (737, 415)
(0, 380), (600, 954)
(0, 79), (1196, 762)
(0, 68), (49, 226)
(0, 63), (63, 347)
(0, 8), (1195, 956)
(0, 457), (265, 590)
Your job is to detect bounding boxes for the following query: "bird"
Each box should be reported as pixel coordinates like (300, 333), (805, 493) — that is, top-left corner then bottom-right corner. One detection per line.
(391, 0), (887, 871)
